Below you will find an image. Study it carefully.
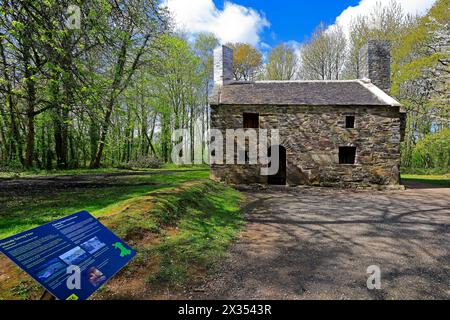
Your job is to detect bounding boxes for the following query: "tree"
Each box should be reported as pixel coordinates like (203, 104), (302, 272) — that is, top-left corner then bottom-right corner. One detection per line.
(226, 42), (263, 81)
(265, 43), (298, 80)
(345, 0), (409, 79)
(411, 128), (450, 169)
(90, 0), (169, 168)
(391, 0), (450, 168)
(299, 23), (347, 80)
(149, 35), (204, 162)
(194, 33), (219, 160)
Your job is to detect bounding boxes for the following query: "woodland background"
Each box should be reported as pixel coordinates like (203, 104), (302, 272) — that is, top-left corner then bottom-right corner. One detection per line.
(0, 0), (448, 172)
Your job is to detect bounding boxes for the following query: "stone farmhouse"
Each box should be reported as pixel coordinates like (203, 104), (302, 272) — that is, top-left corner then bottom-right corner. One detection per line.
(209, 41), (406, 187)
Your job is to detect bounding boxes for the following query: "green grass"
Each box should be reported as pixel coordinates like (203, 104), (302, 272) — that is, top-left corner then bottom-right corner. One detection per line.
(0, 167), (244, 300)
(0, 164), (209, 179)
(145, 183), (244, 286)
(401, 174), (450, 188)
(0, 169), (209, 239)
(401, 167), (449, 175)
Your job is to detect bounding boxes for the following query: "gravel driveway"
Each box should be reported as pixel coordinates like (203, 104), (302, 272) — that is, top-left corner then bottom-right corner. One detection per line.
(193, 185), (450, 300)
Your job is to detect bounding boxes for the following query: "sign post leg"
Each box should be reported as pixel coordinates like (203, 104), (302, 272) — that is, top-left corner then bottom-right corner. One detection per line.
(40, 290), (56, 300)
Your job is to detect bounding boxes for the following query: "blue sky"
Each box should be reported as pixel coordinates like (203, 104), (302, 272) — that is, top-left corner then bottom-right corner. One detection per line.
(162, 0), (436, 50)
(212, 0), (361, 46)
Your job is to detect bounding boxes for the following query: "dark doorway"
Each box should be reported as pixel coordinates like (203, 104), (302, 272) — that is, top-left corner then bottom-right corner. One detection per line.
(267, 145), (287, 185)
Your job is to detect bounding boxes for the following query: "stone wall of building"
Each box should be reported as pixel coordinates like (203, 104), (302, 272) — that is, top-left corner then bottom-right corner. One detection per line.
(210, 105), (402, 187)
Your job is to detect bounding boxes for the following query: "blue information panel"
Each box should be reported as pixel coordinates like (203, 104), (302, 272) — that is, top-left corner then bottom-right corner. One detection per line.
(0, 211), (136, 300)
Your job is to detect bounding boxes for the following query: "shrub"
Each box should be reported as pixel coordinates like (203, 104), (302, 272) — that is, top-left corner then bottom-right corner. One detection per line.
(411, 128), (450, 170)
(0, 160), (23, 175)
(120, 155), (164, 169)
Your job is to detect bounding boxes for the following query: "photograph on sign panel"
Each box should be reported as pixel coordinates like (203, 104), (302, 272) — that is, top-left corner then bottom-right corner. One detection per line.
(88, 266), (107, 287)
(33, 258), (67, 282)
(81, 236), (106, 254)
(59, 246), (89, 266)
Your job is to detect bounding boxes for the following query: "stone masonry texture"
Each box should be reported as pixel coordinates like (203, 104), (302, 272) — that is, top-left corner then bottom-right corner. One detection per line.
(358, 41), (392, 94)
(210, 105), (401, 187)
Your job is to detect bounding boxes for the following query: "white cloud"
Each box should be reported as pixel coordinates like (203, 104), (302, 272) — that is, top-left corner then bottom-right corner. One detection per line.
(260, 42), (272, 50)
(161, 0), (270, 46)
(331, 0), (437, 36)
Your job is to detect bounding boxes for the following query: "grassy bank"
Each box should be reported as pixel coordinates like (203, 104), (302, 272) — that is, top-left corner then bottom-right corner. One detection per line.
(0, 164), (209, 179)
(401, 174), (450, 188)
(401, 167), (449, 175)
(0, 169), (244, 299)
(96, 181), (243, 299)
(0, 169), (210, 238)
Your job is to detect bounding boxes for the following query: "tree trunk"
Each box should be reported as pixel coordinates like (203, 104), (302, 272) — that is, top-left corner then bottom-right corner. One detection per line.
(0, 36), (23, 164)
(24, 46), (37, 168)
(91, 36), (129, 169)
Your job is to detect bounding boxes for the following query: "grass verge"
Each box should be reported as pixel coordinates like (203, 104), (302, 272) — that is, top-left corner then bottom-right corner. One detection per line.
(401, 174), (450, 188)
(0, 164), (209, 179)
(95, 181), (243, 299)
(0, 169), (209, 238)
(0, 169), (243, 300)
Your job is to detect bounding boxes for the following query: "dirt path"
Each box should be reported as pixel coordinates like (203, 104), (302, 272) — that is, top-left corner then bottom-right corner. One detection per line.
(0, 170), (204, 195)
(192, 186), (450, 300)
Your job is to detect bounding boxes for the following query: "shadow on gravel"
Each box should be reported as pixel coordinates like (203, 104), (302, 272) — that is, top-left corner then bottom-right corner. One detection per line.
(194, 186), (450, 299)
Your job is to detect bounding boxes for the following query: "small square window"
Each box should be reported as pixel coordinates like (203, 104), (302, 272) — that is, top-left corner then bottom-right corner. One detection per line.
(243, 113), (259, 128)
(346, 116), (355, 128)
(339, 147), (356, 164)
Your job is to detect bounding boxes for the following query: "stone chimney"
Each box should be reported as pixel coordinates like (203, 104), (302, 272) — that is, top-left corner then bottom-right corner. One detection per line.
(214, 45), (233, 85)
(358, 40), (391, 93)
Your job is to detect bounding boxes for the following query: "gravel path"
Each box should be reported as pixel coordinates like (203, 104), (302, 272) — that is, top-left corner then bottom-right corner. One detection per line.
(193, 185), (450, 300)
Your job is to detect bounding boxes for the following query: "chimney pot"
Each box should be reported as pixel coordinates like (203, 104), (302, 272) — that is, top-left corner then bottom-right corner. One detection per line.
(358, 40), (391, 94)
(214, 45), (233, 85)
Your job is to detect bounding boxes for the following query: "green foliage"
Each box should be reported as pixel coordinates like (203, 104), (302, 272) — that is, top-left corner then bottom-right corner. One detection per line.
(265, 43), (298, 80)
(146, 182), (244, 286)
(120, 155), (164, 169)
(194, 33), (220, 80)
(0, 0), (174, 169)
(0, 169), (209, 239)
(392, 0), (449, 100)
(0, 169), (243, 299)
(10, 280), (41, 299)
(226, 42), (263, 81)
(401, 167), (449, 175)
(410, 128), (450, 169)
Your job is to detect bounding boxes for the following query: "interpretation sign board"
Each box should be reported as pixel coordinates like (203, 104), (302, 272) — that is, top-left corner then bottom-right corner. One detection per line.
(0, 211), (136, 300)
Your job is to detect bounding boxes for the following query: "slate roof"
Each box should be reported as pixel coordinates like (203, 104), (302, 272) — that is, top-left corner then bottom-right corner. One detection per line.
(209, 80), (402, 107)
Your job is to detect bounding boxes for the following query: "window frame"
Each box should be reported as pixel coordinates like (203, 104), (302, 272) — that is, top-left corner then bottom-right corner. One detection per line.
(339, 146), (357, 165)
(345, 115), (355, 129)
(243, 113), (259, 129)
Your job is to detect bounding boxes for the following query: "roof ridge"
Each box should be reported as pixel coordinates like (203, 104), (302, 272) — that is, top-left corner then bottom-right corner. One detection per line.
(356, 80), (402, 107)
(211, 81), (403, 106)
(254, 80), (360, 83)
